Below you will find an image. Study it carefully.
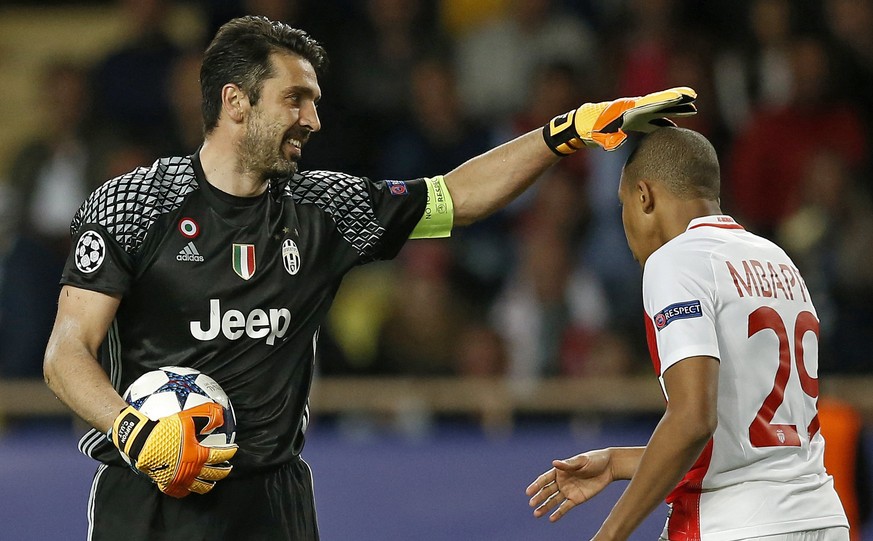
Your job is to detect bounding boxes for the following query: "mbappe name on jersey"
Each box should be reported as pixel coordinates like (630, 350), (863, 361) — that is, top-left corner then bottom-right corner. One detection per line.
(725, 259), (809, 302)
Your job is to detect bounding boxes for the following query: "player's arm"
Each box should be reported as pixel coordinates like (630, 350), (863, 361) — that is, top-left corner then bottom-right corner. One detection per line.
(593, 356), (718, 540)
(43, 285), (126, 433)
(527, 355), (717, 539)
(443, 87), (697, 226)
(43, 285), (237, 498)
(526, 446), (645, 517)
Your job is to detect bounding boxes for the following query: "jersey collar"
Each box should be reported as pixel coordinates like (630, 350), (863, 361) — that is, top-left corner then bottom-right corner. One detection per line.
(686, 215), (744, 231)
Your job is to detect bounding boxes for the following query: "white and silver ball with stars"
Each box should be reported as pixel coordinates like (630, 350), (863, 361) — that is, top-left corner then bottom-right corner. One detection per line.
(120, 366), (236, 463)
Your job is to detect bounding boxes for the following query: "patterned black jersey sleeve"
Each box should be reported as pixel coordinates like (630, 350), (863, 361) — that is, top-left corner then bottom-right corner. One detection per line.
(287, 171), (428, 264)
(61, 157), (199, 293)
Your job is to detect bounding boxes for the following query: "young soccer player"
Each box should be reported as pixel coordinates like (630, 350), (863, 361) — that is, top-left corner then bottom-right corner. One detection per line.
(526, 127), (849, 540)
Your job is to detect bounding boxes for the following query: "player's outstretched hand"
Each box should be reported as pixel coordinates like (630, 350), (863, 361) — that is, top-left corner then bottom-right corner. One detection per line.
(526, 449), (614, 523)
(110, 402), (238, 498)
(543, 87), (697, 154)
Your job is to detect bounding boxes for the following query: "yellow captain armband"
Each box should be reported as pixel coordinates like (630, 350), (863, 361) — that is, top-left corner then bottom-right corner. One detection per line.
(410, 175), (454, 239)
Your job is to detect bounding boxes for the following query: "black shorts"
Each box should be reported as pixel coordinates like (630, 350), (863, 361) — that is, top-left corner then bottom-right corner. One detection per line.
(87, 458), (319, 541)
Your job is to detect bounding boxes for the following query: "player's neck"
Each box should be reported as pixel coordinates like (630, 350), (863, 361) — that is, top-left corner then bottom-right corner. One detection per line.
(199, 138), (268, 197)
(665, 199), (723, 241)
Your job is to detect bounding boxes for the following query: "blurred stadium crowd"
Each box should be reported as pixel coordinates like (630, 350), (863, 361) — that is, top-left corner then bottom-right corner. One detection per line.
(1, 0), (872, 381)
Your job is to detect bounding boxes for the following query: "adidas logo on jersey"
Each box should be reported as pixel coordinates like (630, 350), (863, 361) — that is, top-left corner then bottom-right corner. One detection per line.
(177, 242), (205, 262)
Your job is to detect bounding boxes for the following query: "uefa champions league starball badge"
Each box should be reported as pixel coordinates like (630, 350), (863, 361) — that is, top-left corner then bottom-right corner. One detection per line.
(75, 231), (106, 273)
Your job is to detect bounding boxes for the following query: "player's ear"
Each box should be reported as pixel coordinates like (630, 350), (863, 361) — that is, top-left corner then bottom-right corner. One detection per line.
(637, 180), (655, 215)
(221, 83), (249, 124)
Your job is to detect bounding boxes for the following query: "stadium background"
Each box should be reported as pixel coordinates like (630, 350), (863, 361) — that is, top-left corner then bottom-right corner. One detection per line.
(0, 0), (871, 539)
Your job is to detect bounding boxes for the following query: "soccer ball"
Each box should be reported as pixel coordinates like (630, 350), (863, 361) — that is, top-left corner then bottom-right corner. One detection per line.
(122, 366), (236, 448)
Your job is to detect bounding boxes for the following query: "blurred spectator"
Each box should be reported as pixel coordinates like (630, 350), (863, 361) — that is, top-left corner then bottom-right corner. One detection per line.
(331, 0), (446, 173)
(499, 61), (590, 179)
(578, 142), (644, 362)
(665, 33), (720, 140)
(165, 48), (204, 155)
(377, 56), (491, 180)
(824, 0), (873, 192)
(713, 0), (796, 133)
(728, 35), (867, 237)
(376, 55), (512, 313)
(778, 149), (873, 374)
(490, 170), (619, 381)
(7, 62), (104, 252)
(609, 0), (682, 97)
(818, 396), (872, 540)
(90, 0), (181, 154)
(0, 61), (106, 377)
(454, 0), (595, 122)
(439, 0), (508, 37)
(327, 263), (397, 374)
(446, 61), (594, 315)
(0, 181), (18, 367)
(373, 241), (468, 376)
(455, 324), (508, 377)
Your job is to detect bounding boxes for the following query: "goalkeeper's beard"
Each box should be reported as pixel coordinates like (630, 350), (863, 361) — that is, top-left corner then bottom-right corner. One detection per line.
(237, 111), (301, 181)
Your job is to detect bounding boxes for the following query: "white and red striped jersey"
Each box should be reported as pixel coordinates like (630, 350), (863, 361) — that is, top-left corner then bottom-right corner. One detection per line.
(643, 215), (848, 540)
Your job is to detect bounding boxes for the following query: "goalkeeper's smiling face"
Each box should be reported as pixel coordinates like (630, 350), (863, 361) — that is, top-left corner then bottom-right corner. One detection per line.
(238, 52), (322, 181)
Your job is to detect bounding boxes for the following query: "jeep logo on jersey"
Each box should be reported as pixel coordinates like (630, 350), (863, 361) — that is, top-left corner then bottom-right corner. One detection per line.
(282, 239), (300, 275)
(190, 299), (291, 346)
(75, 230), (106, 274)
(232, 244), (256, 280)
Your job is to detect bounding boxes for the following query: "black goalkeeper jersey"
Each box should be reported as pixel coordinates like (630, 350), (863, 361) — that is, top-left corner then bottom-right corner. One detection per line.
(63, 152), (428, 473)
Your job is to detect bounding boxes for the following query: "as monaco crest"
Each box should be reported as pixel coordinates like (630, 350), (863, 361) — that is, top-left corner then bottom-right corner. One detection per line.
(232, 244), (256, 280)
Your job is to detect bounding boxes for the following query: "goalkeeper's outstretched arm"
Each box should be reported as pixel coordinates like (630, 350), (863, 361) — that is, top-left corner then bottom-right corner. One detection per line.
(443, 87), (697, 226)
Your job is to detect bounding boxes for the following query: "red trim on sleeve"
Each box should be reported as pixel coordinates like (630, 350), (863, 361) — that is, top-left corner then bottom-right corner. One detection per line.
(665, 439), (714, 541)
(644, 312), (661, 375)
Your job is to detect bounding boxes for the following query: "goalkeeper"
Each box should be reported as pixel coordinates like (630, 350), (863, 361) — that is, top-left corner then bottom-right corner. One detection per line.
(42, 15), (696, 541)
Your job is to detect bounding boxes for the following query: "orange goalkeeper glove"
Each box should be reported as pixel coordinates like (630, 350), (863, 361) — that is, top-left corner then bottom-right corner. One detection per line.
(542, 86), (698, 154)
(111, 402), (238, 498)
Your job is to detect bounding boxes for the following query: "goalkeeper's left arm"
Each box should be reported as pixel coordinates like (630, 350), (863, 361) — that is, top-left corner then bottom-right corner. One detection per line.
(441, 87), (697, 227)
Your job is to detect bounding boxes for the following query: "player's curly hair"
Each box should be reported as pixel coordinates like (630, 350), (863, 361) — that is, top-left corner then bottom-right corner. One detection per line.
(200, 16), (327, 134)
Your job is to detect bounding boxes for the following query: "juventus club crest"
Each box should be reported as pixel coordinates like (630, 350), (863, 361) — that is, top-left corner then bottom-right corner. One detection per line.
(282, 239), (300, 275)
(232, 244), (256, 280)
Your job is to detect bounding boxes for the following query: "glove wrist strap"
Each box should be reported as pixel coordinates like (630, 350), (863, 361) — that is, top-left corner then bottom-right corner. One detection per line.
(542, 110), (583, 156)
(112, 406), (157, 461)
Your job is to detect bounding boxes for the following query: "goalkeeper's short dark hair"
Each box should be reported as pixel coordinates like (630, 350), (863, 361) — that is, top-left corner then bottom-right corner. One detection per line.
(623, 127), (720, 202)
(200, 16), (327, 135)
